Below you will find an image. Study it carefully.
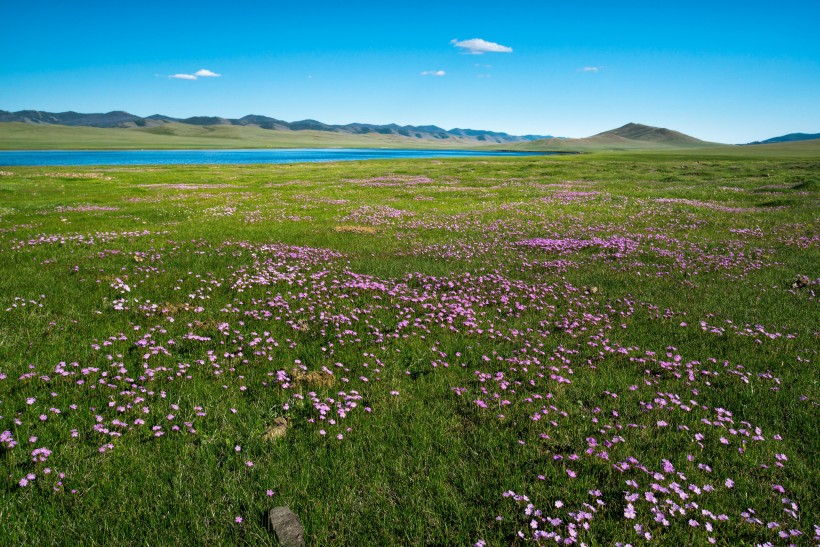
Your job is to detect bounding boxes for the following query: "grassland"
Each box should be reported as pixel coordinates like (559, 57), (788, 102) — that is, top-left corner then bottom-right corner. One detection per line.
(490, 123), (723, 153)
(0, 153), (818, 545)
(5, 121), (819, 159)
(498, 136), (820, 157)
(0, 122), (490, 150)
(492, 136), (713, 153)
(580, 140), (820, 159)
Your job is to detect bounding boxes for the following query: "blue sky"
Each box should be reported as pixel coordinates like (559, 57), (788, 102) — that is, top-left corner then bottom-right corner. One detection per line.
(1, 1), (818, 143)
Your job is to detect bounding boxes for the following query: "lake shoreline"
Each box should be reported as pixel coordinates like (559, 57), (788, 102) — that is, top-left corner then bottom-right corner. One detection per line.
(0, 148), (554, 167)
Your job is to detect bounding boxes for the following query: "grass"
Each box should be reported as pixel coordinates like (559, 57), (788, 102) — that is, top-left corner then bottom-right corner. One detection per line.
(0, 122), (493, 150)
(4, 121), (818, 158)
(0, 152), (818, 545)
(490, 136), (720, 153)
(617, 139), (820, 159)
(497, 137), (820, 157)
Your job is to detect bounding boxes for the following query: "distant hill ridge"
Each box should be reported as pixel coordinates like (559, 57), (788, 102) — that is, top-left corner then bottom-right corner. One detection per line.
(0, 109), (553, 145)
(747, 133), (820, 145)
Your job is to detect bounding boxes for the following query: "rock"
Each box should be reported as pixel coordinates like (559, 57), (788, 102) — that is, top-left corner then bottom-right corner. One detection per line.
(799, 275), (811, 287)
(791, 275), (810, 289)
(263, 417), (289, 441)
(268, 506), (305, 547)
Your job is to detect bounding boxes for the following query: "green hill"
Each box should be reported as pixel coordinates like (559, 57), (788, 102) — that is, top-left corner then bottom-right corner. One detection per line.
(4, 118), (816, 156)
(0, 122), (501, 150)
(0, 109), (553, 147)
(595, 122), (711, 145)
(499, 123), (722, 152)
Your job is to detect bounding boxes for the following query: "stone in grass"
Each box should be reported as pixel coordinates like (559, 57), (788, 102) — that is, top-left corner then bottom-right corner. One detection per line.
(263, 417), (289, 441)
(268, 506), (305, 547)
(791, 274), (811, 289)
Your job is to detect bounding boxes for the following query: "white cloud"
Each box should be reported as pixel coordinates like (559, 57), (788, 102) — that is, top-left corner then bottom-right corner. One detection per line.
(420, 70), (446, 77)
(169, 69), (221, 80)
(578, 66), (602, 73)
(451, 38), (512, 55)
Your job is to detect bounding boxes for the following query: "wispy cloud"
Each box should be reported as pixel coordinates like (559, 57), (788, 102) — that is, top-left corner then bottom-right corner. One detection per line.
(451, 38), (512, 55)
(169, 69), (221, 80)
(420, 70), (446, 77)
(578, 66), (603, 73)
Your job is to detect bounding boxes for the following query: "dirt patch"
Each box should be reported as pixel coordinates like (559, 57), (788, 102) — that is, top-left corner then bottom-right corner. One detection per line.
(262, 417), (289, 441)
(334, 225), (377, 234)
(428, 186), (485, 192)
(44, 172), (113, 180)
(290, 368), (336, 387)
(53, 205), (119, 212)
(263, 180), (313, 187)
(138, 183), (238, 189)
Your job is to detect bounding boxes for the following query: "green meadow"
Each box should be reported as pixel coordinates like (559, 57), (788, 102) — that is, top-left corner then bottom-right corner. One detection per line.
(0, 123), (486, 150)
(0, 152), (818, 545)
(3, 120), (820, 157)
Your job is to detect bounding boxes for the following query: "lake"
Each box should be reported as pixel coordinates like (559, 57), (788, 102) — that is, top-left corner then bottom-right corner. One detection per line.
(0, 148), (549, 166)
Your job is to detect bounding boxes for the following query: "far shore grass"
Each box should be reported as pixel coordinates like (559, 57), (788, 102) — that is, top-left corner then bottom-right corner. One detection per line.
(0, 122), (490, 151)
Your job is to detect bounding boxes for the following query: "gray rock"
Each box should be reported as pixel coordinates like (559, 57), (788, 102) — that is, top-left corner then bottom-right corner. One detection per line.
(268, 506), (305, 547)
(792, 274), (810, 289)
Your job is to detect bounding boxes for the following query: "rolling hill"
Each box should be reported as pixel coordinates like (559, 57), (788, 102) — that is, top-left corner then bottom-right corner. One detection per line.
(499, 123), (722, 152)
(595, 122), (710, 145)
(0, 109), (144, 128)
(0, 109), (552, 146)
(5, 114), (803, 154)
(0, 122), (539, 150)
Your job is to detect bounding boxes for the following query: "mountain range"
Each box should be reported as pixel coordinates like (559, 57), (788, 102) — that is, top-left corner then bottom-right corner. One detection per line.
(4, 110), (815, 153)
(0, 109), (552, 145)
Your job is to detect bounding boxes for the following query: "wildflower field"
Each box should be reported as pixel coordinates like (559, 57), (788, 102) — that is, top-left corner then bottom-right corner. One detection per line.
(0, 154), (818, 545)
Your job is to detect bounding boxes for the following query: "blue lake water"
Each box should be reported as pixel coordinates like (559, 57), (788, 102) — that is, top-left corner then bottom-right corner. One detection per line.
(0, 148), (549, 166)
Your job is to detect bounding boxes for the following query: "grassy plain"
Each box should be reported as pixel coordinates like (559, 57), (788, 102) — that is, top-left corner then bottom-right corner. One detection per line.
(0, 153), (818, 545)
(491, 137), (716, 153)
(501, 138), (820, 157)
(5, 121), (819, 158)
(0, 123), (493, 151)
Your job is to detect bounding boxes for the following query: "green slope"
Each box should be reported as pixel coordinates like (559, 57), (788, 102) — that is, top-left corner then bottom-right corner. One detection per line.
(4, 121), (817, 157)
(497, 123), (723, 152)
(645, 138), (820, 158)
(581, 139), (820, 159)
(595, 122), (711, 145)
(0, 122), (495, 150)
